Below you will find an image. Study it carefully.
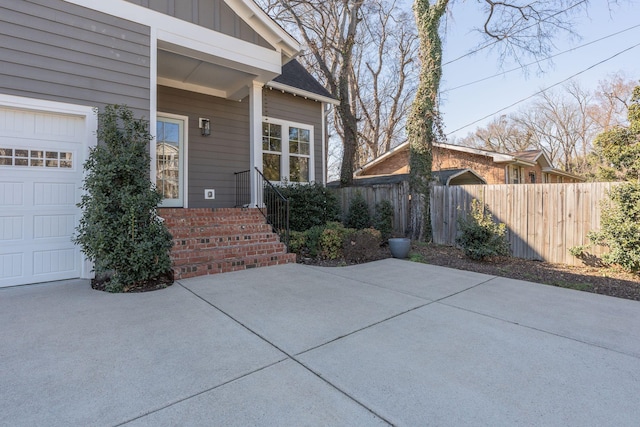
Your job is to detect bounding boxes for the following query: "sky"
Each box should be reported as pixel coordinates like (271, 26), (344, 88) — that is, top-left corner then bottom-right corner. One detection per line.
(438, 1), (640, 139)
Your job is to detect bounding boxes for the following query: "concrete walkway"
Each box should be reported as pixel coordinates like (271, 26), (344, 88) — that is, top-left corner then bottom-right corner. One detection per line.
(1, 259), (639, 426)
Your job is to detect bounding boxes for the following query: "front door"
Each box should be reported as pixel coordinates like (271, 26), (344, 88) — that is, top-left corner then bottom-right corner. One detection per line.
(156, 114), (187, 207)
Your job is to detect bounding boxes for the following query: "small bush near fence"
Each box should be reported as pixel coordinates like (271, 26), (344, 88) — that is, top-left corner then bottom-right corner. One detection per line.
(456, 199), (510, 261)
(373, 200), (394, 241)
(586, 182), (640, 273)
(275, 183), (341, 232)
(345, 191), (371, 229)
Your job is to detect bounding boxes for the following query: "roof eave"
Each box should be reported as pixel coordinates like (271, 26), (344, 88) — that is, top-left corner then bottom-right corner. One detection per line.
(266, 81), (339, 105)
(224, 0), (300, 59)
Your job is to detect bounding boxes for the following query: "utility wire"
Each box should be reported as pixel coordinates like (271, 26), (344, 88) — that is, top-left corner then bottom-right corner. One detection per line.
(442, 23), (640, 93)
(443, 0), (587, 66)
(447, 42), (640, 135)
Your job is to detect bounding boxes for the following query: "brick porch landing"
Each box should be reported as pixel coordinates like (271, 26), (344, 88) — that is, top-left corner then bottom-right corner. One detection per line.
(158, 208), (296, 279)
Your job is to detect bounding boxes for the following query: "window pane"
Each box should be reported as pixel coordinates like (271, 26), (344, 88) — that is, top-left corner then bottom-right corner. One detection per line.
(156, 119), (181, 201)
(15, 159), (28, 166)
(46, 151), (58, 159)
(299, 129), (310, 143)
(289, 140), (298, 154)
(290, 157), (309, 183)
(270, 123), (281, 138)
(30, 159), (43, 167)
(15, 150), (28, 158)
(0, 148), (12, 156)
(0, 158), (11, 165)
(270, 137), (281, 152)
(31, 150), (43, 159)
(263, 153), (280, 181)
(46, 160), (59, 167)
(300, 142), (310, 155)
(262, 136), (270, 151)
(289, 127), (299, 141)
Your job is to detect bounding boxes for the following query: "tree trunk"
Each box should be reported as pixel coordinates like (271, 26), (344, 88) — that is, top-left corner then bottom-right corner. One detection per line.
(406, 0), (448, 241)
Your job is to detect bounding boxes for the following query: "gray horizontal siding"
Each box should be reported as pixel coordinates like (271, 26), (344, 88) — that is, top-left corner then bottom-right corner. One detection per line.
(263, 90), (324, 183)
(158, 86), (250, 208)
(126, 0), (272, 49)
(0, 0), (151, 117)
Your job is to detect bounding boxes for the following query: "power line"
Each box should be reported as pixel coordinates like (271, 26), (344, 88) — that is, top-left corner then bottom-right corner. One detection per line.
(443, 0), (587, 66)
(447, 42), (640, 135)
(442, 23), (640, 93)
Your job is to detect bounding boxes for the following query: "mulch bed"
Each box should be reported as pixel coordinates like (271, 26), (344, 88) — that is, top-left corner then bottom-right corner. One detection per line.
(91, 270), (174, 293)
(298, 242), (640, 301)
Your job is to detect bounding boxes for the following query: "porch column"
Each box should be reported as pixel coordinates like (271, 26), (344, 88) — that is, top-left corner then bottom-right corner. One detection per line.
(249, 81), (263, 207)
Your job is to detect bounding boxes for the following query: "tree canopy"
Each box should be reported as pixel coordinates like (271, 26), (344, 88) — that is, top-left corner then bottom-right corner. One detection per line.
(594, 84), (640, 181)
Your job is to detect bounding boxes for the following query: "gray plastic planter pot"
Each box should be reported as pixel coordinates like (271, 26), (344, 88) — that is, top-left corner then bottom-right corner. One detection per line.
(388, 238), (411, 259)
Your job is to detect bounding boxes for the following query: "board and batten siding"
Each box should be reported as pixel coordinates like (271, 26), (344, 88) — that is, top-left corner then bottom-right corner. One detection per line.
(0, 0), (151, 117)
(158, 85), (250, 209)
(263, 89), (324, 183)
(125, 0), (271, 49)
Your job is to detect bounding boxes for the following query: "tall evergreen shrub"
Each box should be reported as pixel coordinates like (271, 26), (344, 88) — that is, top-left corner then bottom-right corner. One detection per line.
(74, 105), (173, 292)
(346, 191), (371, 229)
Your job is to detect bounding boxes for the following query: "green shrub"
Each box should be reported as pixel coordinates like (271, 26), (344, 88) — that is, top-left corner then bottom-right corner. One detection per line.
(319, 222), (351, 260)
(373, 200), (394, 240)
(74, 105), (173, 292)
(271, 183), (341, 232)
(455, 199), (510, 261)
(588, 182), (640, 272)
(346, 191), (371, 229)
(343, 228), (382, 262)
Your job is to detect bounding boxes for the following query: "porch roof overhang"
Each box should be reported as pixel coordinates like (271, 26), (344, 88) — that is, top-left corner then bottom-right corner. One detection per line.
(157, 35), (283, 101)
(64, 0), (300, 102)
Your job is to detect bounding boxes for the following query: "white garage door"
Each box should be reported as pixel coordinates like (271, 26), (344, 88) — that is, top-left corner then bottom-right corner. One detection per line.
(0, 106), (86, 287)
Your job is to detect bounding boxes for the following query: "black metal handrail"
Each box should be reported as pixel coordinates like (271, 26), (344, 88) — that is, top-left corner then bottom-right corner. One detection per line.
(234, 170), (250, 207)
(255, 167), (290, 249)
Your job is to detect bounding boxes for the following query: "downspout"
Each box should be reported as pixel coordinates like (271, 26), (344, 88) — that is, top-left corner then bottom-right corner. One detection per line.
(322, 102), (333, 185)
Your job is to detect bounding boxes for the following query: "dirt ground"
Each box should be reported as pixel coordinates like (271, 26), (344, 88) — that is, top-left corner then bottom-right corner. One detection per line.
(300, 243), (640, 302)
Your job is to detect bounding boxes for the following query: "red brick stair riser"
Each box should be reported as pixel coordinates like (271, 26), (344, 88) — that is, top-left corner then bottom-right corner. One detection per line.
(157, 208), (293, 279)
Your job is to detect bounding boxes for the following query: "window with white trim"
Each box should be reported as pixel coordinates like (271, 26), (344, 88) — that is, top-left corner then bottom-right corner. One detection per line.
(262, 119), (313, 183)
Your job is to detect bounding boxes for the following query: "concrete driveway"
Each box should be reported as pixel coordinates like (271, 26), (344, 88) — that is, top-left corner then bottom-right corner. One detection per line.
(1, 259), (639, 426)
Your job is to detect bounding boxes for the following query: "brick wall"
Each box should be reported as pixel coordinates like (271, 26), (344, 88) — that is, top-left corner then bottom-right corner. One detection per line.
(433, 146), (506, 184)
(361, 148), (410, 176)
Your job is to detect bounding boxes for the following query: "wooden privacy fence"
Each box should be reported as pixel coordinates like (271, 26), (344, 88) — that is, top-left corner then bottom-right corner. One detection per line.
(333, 180), (618, 266)
(331, 177), (410, 235)
(430, 182), (618, 265)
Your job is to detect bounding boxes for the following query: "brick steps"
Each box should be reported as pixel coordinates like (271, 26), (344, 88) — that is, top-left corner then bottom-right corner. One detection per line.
(158, 207), (294, 279)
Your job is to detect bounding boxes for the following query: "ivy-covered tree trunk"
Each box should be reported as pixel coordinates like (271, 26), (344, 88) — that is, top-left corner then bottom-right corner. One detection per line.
(406, 0), (448, 241)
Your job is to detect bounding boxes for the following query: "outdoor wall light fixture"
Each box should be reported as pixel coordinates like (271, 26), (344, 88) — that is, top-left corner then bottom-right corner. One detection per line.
(199, 118), (211, 136)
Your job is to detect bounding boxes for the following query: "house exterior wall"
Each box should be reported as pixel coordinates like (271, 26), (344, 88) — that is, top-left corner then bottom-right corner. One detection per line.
(433, 146), (506, 184)
(361, 149), (410, 176)
(263, 89), (324, 183)
(0, 0), (151, 118)
(125, 0), (272, 49)
(158, 85), (250, 208)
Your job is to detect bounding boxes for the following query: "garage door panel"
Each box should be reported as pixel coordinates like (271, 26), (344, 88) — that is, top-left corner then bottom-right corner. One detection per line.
(0, 107), (84, 144)
(34, 214), (76, 239)
(33, 247), (77, 275)
(34, 181), (77, 206)
(0, 105), (85, 287)
(0, 216), (23, 240)
(0, 253), (22, 279)
(0, 182), (24, 205)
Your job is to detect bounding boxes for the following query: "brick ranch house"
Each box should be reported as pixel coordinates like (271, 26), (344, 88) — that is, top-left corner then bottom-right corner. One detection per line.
(355, 141), (585, 184)
(0, 0), (338, 287)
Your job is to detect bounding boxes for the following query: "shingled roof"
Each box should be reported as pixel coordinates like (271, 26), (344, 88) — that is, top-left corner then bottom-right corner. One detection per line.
(270, 59), (336, 102)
